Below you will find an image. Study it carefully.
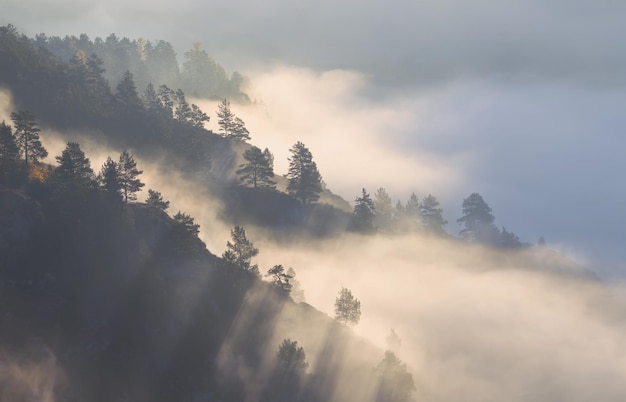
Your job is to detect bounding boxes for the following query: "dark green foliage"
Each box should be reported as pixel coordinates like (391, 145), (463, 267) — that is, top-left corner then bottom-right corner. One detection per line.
(286, 141), (322, 205)
(419, 194), (447, 234)
(262, 339), (309, 402)
(222, 225), (260, 276)
(266, 264), (293, 293)
(374, 351), (416, 402)
(146, 189), (170, 211)
(236, 146), (276, 188)
(335, 287), (361, 326)
(352, 188), (376, 232)
(174, 211), (200, 236)
(457, 192), (500, 244)
(10, 110), (47, 166)
(98, 156), (122, 201)
(52, 141), (96, 190)
(118, 150), (144, 202)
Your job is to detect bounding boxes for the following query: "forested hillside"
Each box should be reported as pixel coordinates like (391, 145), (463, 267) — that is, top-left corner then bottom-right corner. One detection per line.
(0, 24), (601, 402)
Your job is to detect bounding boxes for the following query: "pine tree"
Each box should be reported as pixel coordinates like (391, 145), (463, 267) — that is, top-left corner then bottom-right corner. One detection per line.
(216, 99), (235, 137)
(231, 117), (250, 141)
(53, 142), (95, 189)
(222, 225), (259, 276)
(98, 156), (122, 201)
(374, 187), (394, 231)
(374, 351), (416, 402)
(405, 193), (420, 229)
(11, 110), (47, 167)
(419, 194), (447, 234)
(115, 71), (142, 110)
(262, 339), (309, 402)
(174, 211), (200, 236)
(334, 287), (361, 326)
(117, 149), (144, 202)
(266, 264), (293, 293)
(352, 188), (376, 232)
(146, 189), (170, 211)
(286, 142), (322, 205)
(457, 192), (500, 244)
(236, 146), (276, 188)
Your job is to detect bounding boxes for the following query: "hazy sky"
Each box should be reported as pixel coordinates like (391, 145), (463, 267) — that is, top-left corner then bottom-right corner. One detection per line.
(2, 0), (626, 277)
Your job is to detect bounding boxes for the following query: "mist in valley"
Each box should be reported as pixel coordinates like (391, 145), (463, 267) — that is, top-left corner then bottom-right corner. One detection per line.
(2, 2), (626, 400)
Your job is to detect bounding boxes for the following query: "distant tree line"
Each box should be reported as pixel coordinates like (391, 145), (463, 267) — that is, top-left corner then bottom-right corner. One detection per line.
(34, 32), (249, 102)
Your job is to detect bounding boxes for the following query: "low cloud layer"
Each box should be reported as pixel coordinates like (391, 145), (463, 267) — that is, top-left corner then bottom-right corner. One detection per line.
(252, 232), (626, 402)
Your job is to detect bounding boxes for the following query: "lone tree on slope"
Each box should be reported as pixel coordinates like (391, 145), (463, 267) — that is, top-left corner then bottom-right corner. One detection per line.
(236, 146), (276, 188)
(222, 225), (259, 276)
(335, 287), (361, 326)
(286, 141), (322, 205)
(117, 149), (144, 202)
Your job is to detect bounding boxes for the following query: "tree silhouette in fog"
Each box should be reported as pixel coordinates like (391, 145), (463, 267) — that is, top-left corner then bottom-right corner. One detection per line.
(222, 225), (260, 276)
(286, 141), (322, 205)
(352, 188), (376, 233)
(11, 110), (47, 167)
(335, 287), (361, 326)
(374, 351), (416, 402)
(262, 339), (308, 402)
(117, 149), (144, 202)
(236, 146), (276, 188)
(457, 192), (500, 244)
(266, 264), (293, 293)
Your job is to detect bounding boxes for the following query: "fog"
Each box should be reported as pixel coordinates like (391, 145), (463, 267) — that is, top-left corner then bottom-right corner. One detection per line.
(250, 232), (626, 402)
(5, 86), (626, 400)
(3, 1), (626, 276)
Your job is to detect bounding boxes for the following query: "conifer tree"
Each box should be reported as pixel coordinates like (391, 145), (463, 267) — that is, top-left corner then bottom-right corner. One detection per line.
(146, 189), (170, 211)
(98, 156), (122, 201)
(352, 188), (376, 232)
(262, 339), (309, 402)
(117, 149), (144, 202)
(457, 192), (500, 244)
(374, 351), (416, 402)
(216, 99), (235, 137)
(286, 141), (322, 205)
(266, 264), (293, 293)
(335, 287), (361, 326)
(231, 116), (250, 141)
(115, 71), (142, 110)
(405, 193), (420, 228)
(374, 187), (394, 231)
(222, 225), (259, 276)
(236, 146), (276, 188)
(11, 110), (47, 167)
(174, 211), (200, 236)
(419, 194), (447, 234)
(53, 142), (95, 189)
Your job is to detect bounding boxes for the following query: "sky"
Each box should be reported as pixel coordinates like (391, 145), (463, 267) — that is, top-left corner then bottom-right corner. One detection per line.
(2, 0), (626, 278)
